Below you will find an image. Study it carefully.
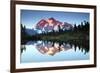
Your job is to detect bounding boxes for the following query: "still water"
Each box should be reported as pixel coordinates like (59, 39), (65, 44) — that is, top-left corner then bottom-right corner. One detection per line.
(21, 40), (89, 63)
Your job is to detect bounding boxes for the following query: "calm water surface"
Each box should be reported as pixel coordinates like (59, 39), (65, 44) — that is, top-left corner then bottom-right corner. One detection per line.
(21, 40), (89, 63)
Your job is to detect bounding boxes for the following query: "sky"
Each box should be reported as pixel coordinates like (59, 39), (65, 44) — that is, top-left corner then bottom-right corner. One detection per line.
(21, 9), (90, 29)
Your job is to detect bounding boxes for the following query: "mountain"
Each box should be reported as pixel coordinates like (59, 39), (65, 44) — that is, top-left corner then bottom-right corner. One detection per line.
(36, 17), (73, 32)
(25, 28), (37, 36)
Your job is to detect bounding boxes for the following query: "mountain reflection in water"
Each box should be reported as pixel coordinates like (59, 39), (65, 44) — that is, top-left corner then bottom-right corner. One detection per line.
(36, 41), (72, 56)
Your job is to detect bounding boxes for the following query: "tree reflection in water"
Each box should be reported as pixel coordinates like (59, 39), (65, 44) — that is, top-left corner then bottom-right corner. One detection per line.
(21, 40), (89, 56)
(21, 45), (26, 54)
(68, 40), (89, 54)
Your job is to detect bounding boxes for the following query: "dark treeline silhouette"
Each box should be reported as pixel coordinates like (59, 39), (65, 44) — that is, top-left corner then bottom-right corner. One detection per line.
(73, 21), (89, 33)
(21, 24), (41, 44)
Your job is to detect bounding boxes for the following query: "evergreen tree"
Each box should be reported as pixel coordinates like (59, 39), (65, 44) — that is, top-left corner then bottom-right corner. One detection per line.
(74, 24), (77, 31)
